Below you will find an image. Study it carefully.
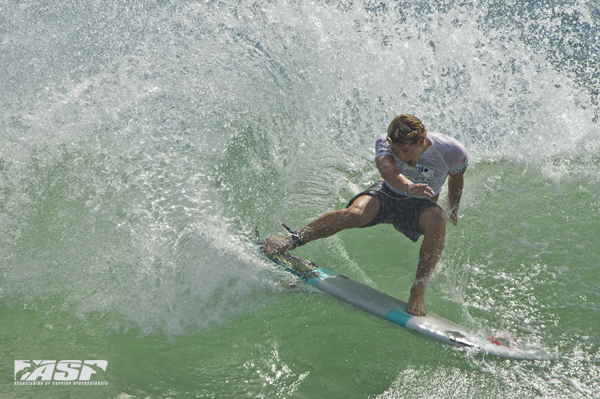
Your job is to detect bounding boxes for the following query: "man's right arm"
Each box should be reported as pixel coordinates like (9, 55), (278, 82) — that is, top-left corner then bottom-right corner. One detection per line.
(376, 155), (412, 191)
(376, 155), (434, 197)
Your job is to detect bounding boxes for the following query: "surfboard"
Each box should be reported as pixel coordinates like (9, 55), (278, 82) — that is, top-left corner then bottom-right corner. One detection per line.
(260, 243), (541, 359)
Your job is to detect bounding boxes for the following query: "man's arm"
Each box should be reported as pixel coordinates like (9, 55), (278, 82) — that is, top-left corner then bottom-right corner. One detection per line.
(447, 169), (465, 225)
(376, 155), (434, 197)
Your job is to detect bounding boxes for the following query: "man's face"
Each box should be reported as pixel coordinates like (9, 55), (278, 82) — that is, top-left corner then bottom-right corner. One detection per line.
(390, 141), (423, 166)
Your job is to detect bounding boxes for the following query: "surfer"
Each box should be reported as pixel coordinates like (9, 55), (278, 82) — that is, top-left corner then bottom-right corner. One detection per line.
(262, 114), (468, 316)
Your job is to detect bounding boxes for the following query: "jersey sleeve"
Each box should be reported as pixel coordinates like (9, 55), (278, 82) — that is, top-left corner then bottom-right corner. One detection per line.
(374, 135), (393, 160)
(447, 141), (469, 174)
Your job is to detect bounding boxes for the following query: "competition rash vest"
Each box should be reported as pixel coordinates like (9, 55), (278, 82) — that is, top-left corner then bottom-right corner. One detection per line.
(375, 132), (468, 197)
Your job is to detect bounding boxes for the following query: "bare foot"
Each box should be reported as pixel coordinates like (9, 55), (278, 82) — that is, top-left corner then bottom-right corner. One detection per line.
(262, 236), (293, 255)
(407, 284), (427, 316)
(407, 299), (427, 316)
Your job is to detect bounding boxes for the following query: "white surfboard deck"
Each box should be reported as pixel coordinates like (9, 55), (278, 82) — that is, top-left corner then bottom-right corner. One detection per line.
(265, 250), (543, 359)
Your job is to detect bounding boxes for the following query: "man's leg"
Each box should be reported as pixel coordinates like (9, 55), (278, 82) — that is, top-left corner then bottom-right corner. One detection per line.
(407, 206), (447, 316)
(262, 195), (380, 255)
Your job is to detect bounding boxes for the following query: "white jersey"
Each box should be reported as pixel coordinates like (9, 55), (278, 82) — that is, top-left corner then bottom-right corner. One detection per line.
(374, 132), (468, 197)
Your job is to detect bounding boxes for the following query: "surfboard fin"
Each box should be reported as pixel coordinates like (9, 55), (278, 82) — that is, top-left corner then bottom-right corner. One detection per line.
(445, 331), (476, 347)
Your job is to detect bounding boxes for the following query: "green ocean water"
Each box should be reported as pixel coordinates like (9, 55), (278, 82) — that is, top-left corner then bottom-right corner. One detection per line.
(1, 0), (599, 398)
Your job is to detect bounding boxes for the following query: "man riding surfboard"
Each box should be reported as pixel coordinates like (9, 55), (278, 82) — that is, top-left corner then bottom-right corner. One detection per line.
(262, 114), (468, 316)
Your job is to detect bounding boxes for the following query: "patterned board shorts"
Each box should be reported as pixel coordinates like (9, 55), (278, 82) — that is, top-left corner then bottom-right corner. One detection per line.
(346, 180), (443, 242)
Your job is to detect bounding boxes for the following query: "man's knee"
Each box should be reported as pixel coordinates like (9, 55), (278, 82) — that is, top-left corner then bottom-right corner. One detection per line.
(419, 206), (447, 234)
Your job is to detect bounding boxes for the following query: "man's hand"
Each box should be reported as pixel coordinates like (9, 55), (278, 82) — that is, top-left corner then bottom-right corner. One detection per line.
(408, 183), (435, 198)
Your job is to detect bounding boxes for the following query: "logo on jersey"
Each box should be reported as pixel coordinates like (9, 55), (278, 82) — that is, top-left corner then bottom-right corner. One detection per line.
(404, 164), (434, 178)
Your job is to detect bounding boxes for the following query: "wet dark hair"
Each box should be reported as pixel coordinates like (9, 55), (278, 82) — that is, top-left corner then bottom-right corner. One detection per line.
(386, 114), (426, 147)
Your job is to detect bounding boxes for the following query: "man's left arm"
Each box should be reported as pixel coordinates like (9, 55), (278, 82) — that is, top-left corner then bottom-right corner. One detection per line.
(447, 169), (465, 226)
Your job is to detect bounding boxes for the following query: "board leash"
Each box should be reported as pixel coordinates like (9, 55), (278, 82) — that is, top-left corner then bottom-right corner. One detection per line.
(254, 227), (262, 244)
(280, 222), (305, 247)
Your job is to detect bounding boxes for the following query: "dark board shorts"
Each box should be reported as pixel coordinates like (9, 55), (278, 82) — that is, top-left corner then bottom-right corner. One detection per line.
(346, 180), (443, 242)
